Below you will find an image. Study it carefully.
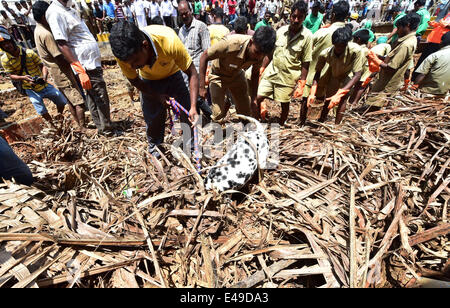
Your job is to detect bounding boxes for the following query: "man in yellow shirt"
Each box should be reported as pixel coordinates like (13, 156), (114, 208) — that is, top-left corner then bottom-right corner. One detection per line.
(304, 0), (349, 97)
(198, 26), (277, 122)
(304, 26), (364, 125)
(109, 21), (199, 157)
(256, 0), (312, 126)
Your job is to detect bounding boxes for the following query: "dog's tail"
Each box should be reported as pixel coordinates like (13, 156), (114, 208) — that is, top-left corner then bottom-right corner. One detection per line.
(235, 114), (264, 134)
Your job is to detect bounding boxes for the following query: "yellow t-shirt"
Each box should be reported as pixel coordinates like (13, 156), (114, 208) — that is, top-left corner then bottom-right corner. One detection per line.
(117, 25), (192, 81)
(1, 48), (46, 92)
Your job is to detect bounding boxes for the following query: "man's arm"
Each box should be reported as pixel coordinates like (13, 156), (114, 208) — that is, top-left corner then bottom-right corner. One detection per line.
(198, 50), (209, 99)
(250, 62), (261, 103)
(183, 62), (199, 125)
(56, 40), (79, 63)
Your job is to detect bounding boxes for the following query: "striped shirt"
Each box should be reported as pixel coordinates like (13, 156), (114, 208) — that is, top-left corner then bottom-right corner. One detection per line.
(178, 18), (210, 71)
(1, 48), (46, 92)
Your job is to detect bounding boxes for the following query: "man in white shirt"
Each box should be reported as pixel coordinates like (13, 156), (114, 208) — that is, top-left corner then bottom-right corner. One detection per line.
(172, 0), (178, 29)
(148, 0), (161, 19)
(46, 0), (114, 135)
(161, 0), (173, 27)
(133, 0), (147, 28)
(257, 0), (266, 21)
(267, 0), (277, 14)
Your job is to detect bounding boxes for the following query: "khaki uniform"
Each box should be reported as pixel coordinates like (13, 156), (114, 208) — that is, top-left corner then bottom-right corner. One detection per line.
(304, 21), (347, 97)
(258, 25), (313, 103)
(415, 45), (450, 96)
(316, 42), (364, 98)
(208, 35), (260, 121)
(367, 32), (417, 106)
(33, 24), (84, 106)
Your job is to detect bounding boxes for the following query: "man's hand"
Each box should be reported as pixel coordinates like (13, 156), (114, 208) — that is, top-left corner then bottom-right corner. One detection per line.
(22, 75), (34, 83)
(367, 50), (382, 73)
(326, 88), (350, 109)
(199, 86), (207, 99)
(188, 107), (199, 127)
(292, 80), (306, 99)
(251, 99), (260, 120)
(71, 61), (92, 90)
(307, 84), (318, 107)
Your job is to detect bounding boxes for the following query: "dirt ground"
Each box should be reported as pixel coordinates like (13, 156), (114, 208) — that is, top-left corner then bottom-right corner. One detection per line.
(0, 65), (136, 126)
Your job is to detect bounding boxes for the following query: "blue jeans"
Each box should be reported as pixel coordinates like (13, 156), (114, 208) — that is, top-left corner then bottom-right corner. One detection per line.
(0, 137), (34, 185)
(229, 14), (237, 24)
(25, 84), (67, 115)
(140, 71), (192, 153)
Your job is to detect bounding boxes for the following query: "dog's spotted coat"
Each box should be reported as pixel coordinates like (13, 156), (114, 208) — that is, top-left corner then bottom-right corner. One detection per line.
(205, 116), (269, 192)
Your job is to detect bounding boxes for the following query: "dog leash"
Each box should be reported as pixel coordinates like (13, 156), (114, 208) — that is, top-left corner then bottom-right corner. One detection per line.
(168, 98), (201, 173)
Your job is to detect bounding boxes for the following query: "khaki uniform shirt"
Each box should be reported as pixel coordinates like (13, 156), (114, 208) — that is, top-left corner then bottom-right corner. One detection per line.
(371, 43), (392, 57)
(415, 45), (450, 95)
(372, 32), (417, 93)
(34, 23), (75, 89)
(304, 21), (347, 95)
(317, 42), (364, 78)
(208, 34), (260, 84)
(263, 25), (313, 87)
(316, 42), (364, 98)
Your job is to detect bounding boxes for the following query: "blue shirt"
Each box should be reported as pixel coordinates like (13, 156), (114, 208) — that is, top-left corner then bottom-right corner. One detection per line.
(103, 2), (115, 18)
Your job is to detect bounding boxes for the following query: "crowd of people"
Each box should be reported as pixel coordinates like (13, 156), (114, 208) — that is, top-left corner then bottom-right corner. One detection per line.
(0, 0), (449, 185)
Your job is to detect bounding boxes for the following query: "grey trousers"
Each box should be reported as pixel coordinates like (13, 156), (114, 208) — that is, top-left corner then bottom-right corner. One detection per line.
(86, 67), (112, 132)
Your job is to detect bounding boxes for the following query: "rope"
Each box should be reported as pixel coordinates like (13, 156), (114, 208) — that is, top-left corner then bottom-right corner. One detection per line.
(168, 98), (201, 173)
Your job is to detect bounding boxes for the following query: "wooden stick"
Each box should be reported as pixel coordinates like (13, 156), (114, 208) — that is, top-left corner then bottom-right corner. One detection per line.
(408, 223), (450, 247)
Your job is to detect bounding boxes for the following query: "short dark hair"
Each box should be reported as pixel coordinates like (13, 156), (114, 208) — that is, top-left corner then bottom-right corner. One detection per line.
(312, 0), (322, 9)
(212, 7), (224, 18)
(234, 16), (248, 34)
(110, 20), (146, 61)
(332, 26), (353, 44)
(353, 29), (370, 44)
(291, 0), (308, 14)
(332, 1), (350, 21)
(441, 32), (450, 46)
(150, 16), (164, 25)
(252, 26), (276, 54)
(32, 1), (50, 23)
(415, 0), (426, 7)
(392, 6), (401, 12)
(396, 12), (421, 31)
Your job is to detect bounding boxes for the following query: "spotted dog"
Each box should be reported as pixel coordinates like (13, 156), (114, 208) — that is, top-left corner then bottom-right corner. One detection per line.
(205, 115), (269, 192)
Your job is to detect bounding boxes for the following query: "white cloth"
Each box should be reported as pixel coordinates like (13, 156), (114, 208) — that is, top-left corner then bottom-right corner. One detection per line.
(136, 14), (147, 28)
(46, 0), (100, 70)
(161, 0), (173, 17)
(149, 2), (161, 18)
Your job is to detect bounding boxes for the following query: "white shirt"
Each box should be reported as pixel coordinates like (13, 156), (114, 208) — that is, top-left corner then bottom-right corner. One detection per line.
(172, 0), (178, 17)
(267, 1), (277, 14)
(20, 7), (36, 26)
(149, 1), (160, 18)
(46, 0), (101, 70)
(161, 0), (173, 16)
(223, 1), (229, 14)
(133, 0), (147, 16)
(257, 1), (266, 19)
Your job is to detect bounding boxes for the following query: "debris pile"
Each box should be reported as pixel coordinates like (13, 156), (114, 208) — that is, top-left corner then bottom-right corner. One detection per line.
(0, 94), (448, 288)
